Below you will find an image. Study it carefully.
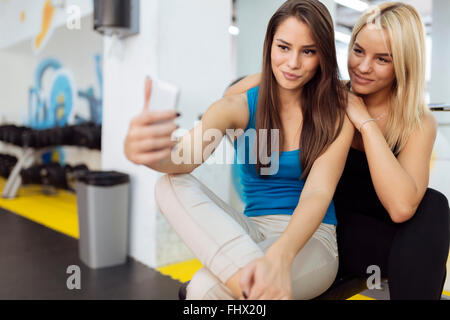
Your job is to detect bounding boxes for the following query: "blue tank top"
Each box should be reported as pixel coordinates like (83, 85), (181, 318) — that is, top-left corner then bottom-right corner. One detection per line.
(233, 86), (337, 225)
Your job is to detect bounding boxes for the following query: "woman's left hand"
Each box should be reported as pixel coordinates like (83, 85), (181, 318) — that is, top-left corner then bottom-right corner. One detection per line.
(239, 252), (292, 300)
(346, 92), (371, 131)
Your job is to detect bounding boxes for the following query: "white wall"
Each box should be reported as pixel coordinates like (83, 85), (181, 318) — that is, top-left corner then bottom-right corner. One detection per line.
(101, 0), (233, 268)
(235, 0), (336, 79)
(0, 0), (93, 50)
(0, 15), (103, 125)
(0, 11), (103, 122)
(101, 0), (160, 268)
(157, 0), (235, 266)
(430, 0), (450, 105)
(430, 0), (450, 186)
(0, 14), (103, 170)
(429, 0), (450, 288)
(235, 0), (285, 79)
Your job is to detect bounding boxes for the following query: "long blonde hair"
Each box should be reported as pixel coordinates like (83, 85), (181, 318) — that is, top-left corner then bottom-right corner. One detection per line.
(349, 2), (428, 154)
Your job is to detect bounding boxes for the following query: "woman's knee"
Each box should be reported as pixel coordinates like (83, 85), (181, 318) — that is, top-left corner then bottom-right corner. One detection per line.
(186, 268), (235, 300)
(155, 174), (171, 204)
(414, 188), (449, 228)
(186, 269), (209, 300)
(394, 188), (449, 260)
(422, 188), (449, 210)
(154, 173), (190, 213)
(290, 238), (339, 299)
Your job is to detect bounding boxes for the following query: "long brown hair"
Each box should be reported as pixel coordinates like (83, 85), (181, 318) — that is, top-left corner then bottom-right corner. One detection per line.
(255, 0), (347, 179)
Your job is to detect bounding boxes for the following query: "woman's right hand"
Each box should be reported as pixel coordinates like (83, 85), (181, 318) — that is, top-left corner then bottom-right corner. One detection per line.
(124, 77), (180, 166)
(346, 91), (372, 132)
(239, 250), (293, 300)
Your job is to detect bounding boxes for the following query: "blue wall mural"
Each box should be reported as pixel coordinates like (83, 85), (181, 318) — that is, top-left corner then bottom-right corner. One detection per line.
(27, 55), (103, 164)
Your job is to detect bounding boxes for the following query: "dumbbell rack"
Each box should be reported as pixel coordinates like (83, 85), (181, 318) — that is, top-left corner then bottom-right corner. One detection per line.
(0, 122), (102, 199)
(1, 146), (54, 199)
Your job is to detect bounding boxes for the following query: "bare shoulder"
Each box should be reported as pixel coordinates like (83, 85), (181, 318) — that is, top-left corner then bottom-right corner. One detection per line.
(411, 110), (438, 142)
(400, 110), (437, 155)
(201, 93), (249, 132)
(421, 110), (438, 133)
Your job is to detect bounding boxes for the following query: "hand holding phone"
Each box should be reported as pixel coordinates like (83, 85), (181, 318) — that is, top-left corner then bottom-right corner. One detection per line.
(124, 76), (180, 166)
(144, 76), (180, 112)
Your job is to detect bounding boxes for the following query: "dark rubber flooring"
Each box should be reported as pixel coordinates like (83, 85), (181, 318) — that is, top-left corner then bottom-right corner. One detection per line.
(0, 207), (181, 300)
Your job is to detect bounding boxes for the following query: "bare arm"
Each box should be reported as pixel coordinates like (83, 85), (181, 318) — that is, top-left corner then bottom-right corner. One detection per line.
(224, 73), (262, 97)
(240, 115), (355, 299)
(268, 115), (354, 262)
(124, 94), (249, 174)
(360, 112), (437, 223)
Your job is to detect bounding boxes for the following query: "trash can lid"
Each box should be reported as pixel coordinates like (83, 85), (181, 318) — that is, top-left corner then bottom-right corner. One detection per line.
(77, 171), (130, 186)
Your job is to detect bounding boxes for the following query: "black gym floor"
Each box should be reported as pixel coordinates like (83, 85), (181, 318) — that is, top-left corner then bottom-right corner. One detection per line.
(0, 207), (181, 300)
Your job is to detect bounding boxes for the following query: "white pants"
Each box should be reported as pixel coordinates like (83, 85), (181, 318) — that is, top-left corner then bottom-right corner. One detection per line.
(155, 173), (338, 300)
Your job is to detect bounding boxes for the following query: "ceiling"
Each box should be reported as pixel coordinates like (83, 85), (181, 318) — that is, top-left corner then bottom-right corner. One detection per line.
(335, 0), (432, 34)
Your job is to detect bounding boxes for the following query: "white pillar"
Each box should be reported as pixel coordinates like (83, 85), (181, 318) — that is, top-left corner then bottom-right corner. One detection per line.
(102, 0), (160, 268)
(102, 0), (233, 268)
(235, 0), (286, 78)
(430, 0), (450, 105)
(429, 0), (450, 294)
(430, 0), (450, 143)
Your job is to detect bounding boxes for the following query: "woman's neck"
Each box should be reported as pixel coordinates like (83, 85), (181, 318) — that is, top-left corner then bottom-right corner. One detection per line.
(362, 86), (391, 116)
(278, 86), (302, 111)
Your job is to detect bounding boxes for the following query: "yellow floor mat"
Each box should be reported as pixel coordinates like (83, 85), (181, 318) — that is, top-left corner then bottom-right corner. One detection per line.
(157, 258), (203, 283)
(0, 178), (79, 239)
(347, 294), (375, 300)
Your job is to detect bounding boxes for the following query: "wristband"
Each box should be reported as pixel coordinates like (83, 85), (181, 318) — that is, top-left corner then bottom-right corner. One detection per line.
(358, 118), (376, 132)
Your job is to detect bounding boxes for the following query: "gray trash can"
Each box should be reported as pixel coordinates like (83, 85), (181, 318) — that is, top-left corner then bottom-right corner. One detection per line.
(75, 171), (130, 269)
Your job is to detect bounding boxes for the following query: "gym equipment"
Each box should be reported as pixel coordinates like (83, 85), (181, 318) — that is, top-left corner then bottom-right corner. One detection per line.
(0, 125), (31, 147)
(0, 154), (18, 179)
(0, 54), (103, 198)
(0, 124), (101, 150)
(20, 162), (89, 195)
(0, 122), (101, 198)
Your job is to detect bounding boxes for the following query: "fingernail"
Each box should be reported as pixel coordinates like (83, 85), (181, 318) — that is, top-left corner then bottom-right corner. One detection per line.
(176, 112), (181, 118)
(242, 291), (248, 299)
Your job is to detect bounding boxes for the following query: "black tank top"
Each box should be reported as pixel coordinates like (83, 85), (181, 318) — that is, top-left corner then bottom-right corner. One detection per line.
(333, 147), (393, 223)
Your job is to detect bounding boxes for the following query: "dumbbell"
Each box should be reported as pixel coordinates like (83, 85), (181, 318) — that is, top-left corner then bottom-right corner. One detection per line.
(0, 154), (18, 178)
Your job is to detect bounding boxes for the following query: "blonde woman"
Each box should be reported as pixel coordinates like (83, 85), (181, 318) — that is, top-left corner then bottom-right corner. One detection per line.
(226, 2), (449, 300)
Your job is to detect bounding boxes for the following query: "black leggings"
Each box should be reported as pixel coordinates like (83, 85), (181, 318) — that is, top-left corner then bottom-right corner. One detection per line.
(336, 188), (450, 300)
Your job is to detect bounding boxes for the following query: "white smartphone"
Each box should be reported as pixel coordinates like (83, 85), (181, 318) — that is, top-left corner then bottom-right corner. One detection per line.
(148, 78), (180, 111)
